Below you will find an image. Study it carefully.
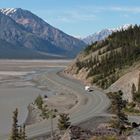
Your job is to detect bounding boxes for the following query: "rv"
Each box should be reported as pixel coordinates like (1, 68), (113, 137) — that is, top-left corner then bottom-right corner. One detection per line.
(85, 86), (90, 92)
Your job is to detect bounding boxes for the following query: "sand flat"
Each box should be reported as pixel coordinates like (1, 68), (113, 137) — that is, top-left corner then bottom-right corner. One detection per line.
(0, 71), (36, 76)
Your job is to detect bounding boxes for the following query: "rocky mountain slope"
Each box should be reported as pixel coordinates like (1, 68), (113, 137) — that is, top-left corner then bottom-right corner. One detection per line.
(63, 24), (140, 102)
(0, 8), (86, 57)
(0, 12), (68, 59)
(77, 24), (134, 45)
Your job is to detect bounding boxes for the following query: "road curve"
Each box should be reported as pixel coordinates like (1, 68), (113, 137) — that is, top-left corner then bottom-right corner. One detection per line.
(0, 67), (110, 140)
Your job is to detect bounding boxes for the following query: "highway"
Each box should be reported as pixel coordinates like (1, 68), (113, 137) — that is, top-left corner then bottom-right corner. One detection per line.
(0, 67), (111, 140)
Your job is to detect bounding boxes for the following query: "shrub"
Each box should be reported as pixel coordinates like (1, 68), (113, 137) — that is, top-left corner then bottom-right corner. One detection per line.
(44, 95), (48, 98)
(128, 102), (136, 107)
(35, 94), (43, 109)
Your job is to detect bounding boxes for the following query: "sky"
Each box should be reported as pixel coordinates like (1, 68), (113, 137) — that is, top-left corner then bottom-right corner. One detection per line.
(0, 0), (140, 38)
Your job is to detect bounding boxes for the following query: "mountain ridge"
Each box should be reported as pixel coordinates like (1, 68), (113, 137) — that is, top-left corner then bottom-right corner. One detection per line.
(0, 12), (65, 53)
(0, 8), (86, 57)
(0, 11), (71, 59)
(74, 24), (134, 44)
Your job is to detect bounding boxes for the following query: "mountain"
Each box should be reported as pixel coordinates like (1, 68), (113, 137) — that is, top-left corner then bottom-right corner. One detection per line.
(0, 11), (70, 59)
(0, 38), (65, 59)
(63, 24), (140, 102)
(75, 24), (134, 44)
(0, 8), (86, 56)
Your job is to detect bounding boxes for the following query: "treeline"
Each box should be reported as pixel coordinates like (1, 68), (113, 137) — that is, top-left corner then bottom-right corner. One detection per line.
(76, 24), (140, 89)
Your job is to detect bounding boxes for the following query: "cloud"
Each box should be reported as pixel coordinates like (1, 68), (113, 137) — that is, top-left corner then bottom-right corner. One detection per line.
(87, 6), (140, 14)
(42, 5), (140, 24)
(121, 14), (129, 18)
(45, 17), (75, 24)
(110, 7), (140, 13)
(45, 10), (97, 24)
(71, 13), (96, 21)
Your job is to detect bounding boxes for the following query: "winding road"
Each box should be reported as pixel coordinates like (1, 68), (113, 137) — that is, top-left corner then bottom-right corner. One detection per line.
(0, 67), (112, 140)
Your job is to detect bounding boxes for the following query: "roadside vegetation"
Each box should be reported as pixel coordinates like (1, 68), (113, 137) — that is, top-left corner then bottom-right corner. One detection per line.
(10, 108), (26, 140)
(123, 76), (140, 115)
(34, 94), (57, 119)
(76, 25), (140, 89)
(106, 90), (130, 134)
(57, 113), (71, 130)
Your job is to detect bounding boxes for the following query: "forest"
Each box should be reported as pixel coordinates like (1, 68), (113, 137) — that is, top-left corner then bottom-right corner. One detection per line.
(76, 25), (140, 89)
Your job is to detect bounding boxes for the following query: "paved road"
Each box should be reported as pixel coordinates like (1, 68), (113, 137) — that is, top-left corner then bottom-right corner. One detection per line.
(0, 67), (111, 140)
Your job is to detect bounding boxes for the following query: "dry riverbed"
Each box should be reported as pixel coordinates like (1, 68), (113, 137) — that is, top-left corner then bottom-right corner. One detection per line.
(0, 60), (73, 133)
(0, 60), (111, 138)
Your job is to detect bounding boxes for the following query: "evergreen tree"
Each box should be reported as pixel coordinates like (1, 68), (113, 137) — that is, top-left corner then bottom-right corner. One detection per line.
(10, 108), (19, 140)
(106, 90), (129, 133)
(19, 125), (22, 139)
(35, 94), (43, 109)
(57, 113), (71, 130)
(21, 124), (26, 140)
(138, 74), (140, 92)
(131, 83), (136, 101)
(10, 109), (27, 140)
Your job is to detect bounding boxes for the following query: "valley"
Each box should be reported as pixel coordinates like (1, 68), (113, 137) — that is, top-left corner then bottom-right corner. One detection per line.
(0, 60), (111, 140)
(0, 6), (139, 140)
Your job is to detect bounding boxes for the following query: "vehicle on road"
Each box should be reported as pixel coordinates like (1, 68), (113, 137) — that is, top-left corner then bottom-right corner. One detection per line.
(85, 86), (91, 92)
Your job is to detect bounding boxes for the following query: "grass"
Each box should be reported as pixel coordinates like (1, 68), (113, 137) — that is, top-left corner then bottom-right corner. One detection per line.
(123, 102), (140, 116)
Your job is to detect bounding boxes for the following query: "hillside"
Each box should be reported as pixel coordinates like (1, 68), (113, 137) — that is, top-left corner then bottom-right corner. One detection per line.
(63, 24), (140, 101)
(0, 8), (86, 57)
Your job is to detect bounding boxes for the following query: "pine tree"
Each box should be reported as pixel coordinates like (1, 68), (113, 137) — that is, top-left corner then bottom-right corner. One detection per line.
(10, 108), (19, 140)
(131, 83), (136, 101)
(35, 94), (43, 109)
(57, 113), (71, 130)
(106, 91), (129, 133)
(10, 109), (27, 140)
(138, 74), (140, 92)
(21, 124), (26, 140)
(19, 125), (22, 139)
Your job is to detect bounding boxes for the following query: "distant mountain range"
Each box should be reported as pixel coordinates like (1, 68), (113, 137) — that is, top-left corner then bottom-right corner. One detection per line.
(0, 8), (86, 59)
(74, 24), (134, 45)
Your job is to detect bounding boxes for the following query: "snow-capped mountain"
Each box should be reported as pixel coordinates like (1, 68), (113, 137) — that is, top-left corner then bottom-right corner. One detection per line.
(0, 8), (86, 57)
(76, 24), (134, 44)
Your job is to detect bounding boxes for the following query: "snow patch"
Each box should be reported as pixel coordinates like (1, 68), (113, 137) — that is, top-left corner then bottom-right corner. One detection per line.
(72, 35), (84, 40)
(0, 8), (17, 15)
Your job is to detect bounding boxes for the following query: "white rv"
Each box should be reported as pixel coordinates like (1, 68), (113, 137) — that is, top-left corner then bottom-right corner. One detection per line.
(85, 86), (90, 92)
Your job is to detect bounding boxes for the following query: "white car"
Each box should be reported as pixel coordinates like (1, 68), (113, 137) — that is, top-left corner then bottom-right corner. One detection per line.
(85, 86), (91, 92)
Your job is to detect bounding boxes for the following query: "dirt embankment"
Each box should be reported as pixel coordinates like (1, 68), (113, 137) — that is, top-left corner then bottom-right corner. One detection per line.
(106, 69), (140, 102)
(63, 65), (94, 87)
(25, 93), (78, 125)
